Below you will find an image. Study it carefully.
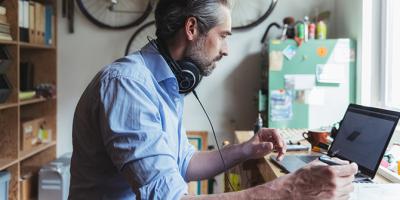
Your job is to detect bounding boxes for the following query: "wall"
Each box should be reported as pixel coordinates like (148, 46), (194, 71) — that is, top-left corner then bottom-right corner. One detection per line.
(57, 0), (335, 193)
(335, 0), (381, 106)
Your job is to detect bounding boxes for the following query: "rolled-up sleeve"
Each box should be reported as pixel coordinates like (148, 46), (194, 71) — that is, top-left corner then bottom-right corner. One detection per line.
(179, 127), (196, 181)
(99, 73), (188, 199)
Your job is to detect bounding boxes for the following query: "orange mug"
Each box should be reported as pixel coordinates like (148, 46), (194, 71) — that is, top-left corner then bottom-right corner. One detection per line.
(302, 130), (330, 147)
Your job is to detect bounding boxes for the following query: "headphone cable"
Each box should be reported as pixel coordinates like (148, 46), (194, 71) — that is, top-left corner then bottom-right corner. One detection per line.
(192, 90), (235, 192)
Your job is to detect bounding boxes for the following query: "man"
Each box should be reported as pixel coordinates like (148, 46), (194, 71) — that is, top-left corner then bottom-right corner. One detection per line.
(69, 0), (358, 199)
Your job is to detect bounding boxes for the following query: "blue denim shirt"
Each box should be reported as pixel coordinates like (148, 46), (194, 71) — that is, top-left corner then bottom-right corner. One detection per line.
(69, 43), (195, 200)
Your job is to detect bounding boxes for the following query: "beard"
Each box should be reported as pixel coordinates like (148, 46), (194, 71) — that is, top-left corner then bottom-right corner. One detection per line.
(184, 36), (221, 76)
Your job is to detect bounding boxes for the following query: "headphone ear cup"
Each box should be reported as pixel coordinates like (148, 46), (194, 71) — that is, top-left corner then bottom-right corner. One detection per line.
(176, 60), (202, 94)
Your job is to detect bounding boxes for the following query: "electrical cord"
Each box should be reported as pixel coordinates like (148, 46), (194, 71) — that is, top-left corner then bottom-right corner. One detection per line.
(192, 90), (236, 192)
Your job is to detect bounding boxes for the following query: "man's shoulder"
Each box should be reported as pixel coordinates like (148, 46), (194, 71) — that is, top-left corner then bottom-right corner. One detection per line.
(102, 52), (153, 83)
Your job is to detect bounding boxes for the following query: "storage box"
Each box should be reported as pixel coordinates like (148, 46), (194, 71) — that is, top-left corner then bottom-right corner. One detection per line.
(0, 170), (11, 200)
(21, 118), (46, 151)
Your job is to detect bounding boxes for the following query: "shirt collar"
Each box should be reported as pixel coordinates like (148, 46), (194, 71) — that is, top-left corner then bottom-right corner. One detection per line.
(140, 42), (176, 83)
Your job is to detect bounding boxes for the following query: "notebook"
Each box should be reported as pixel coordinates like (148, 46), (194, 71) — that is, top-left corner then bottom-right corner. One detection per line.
(271, 104), (400, 182)
(350, 183), (400, 200)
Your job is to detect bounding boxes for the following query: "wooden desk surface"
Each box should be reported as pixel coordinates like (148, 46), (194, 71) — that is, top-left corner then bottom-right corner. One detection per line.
(234, 130), (390, 184)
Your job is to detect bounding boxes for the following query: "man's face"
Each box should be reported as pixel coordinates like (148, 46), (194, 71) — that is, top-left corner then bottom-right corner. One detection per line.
(184, 6), (232, 76)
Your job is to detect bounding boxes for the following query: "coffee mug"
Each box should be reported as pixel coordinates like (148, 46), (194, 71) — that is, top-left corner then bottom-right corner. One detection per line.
(302, 130), (330, 147)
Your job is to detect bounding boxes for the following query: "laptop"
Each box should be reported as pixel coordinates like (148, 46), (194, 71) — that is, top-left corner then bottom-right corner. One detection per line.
(271, 104), (400, 182)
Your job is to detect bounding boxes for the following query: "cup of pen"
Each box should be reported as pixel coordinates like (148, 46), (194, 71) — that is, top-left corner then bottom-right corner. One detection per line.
(302, 129), (330, 152)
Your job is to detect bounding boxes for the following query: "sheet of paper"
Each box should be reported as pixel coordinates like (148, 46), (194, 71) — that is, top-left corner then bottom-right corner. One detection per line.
(333, 39), (351, 63)
(284, 74), (316, 90)
(282, 45), (297, 60)
(306, 87), (325, 105)
(350, 183), (400, 200)
(316, 64), (346, 83)
(270, 90), (293, 121)
(269, 51), (284, 71)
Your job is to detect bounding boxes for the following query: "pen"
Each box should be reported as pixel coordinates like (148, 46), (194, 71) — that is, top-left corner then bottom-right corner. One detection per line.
(318, 155), (345, 165)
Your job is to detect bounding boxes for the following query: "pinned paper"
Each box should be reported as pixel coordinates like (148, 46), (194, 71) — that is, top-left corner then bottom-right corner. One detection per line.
(269, 51), (284, 71)
(271, 39), (281, 45)
(316, 64), (346, 83)
(284, 74), (316, 90)
(333, 39), (351, 63)
(317, 47), (328, 57)
(306, 87), (325, 105)
(270, 90), (293, 121)
(282, 45), (297, 60)
(295, 90), (306, 103)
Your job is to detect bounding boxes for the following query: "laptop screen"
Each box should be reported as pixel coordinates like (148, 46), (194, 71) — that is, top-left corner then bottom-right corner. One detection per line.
(328, 104), (400, 178)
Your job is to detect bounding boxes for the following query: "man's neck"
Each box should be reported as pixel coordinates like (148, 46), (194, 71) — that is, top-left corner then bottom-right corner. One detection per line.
(164, 34), (187, 61)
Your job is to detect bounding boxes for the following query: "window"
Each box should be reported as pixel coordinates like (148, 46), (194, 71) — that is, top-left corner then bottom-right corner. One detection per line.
(382, 0), (400, 109)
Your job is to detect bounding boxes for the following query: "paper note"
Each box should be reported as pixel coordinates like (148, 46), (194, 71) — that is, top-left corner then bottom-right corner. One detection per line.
(306, 87), (325, 105)
(269, 51), (284, 71)
(270, 90), (293, 121)
(282, 45), (297, 60)
(295, 90), (306, 103)
(350, 183), (400, 200)
(316, 64), (346, 83)
(284, 74), (316, 90)
(333, 39), (351, 63)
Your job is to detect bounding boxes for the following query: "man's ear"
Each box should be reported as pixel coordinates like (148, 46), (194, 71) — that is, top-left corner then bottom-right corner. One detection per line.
(184, 16), (198, 41)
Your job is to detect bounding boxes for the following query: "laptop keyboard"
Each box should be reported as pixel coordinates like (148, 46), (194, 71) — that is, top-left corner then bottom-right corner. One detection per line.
(279, 128), (308, 143)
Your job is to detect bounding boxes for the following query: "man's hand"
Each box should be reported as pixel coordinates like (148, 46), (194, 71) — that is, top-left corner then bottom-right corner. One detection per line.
(242, 158), (358, 200)
(289, 161), (358, 200)
(242, 128), (286, 161)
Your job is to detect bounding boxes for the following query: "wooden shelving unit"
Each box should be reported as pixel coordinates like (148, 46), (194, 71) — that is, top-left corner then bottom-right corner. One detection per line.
(0, 0), (57, 199)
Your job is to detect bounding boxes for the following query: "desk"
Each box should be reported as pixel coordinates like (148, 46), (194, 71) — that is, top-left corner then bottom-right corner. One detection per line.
(234, 130), (390, 186)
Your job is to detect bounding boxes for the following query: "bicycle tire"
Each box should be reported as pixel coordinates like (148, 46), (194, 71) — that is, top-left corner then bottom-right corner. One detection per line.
(231, 0), (278, 30)
(76, 0), (153, 30)
(125, 21), (156, 56)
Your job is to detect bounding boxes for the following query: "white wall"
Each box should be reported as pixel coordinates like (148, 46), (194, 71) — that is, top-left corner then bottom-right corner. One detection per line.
(335, 0), (381, 106)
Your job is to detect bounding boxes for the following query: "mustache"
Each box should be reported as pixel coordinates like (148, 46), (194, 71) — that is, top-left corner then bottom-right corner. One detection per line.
(214, 54), (224, 62)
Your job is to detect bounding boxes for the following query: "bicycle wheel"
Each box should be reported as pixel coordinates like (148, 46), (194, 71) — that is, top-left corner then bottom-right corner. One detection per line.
(76, 0), (153, 29)
(125, 21), (156, 56)
(231, 0), (279, 30)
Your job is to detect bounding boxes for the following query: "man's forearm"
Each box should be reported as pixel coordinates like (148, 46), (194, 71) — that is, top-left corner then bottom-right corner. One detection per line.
(186, 143), (247, 181)
(181, 174), (293, 200)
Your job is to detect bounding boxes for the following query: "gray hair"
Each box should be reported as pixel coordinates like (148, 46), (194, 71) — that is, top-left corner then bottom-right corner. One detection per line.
(155, 0), (230, 41)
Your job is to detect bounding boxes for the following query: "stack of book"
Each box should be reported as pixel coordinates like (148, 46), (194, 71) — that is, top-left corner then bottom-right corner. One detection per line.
(0, 5), (12, 41)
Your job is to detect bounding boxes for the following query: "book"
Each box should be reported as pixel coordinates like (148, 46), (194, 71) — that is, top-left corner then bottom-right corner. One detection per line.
(45, 5), (53, 45)
(0, 32), (12, 41)
(0, 14), (7, 24)
(0, 6), (6, 16)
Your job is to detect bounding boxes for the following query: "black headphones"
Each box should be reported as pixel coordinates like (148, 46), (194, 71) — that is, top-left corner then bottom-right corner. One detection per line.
(150, 38), (202, 94)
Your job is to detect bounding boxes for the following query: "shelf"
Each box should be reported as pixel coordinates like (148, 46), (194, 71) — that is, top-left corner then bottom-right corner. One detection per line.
(0, 40), (18, 45)
(19, 42), (55, 50)
(0, 102), (18, 110)
(0, 0), (58, 199)
(19, 96), (56, 106)
(19, 141), (57, 161)
(0, 158), (19, 171)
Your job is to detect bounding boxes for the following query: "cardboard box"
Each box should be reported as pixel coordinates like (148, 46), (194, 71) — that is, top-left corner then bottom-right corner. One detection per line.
(20, 166), (39, 200)
(21, 118), (45, 151)
(20, 172), (33, 200)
